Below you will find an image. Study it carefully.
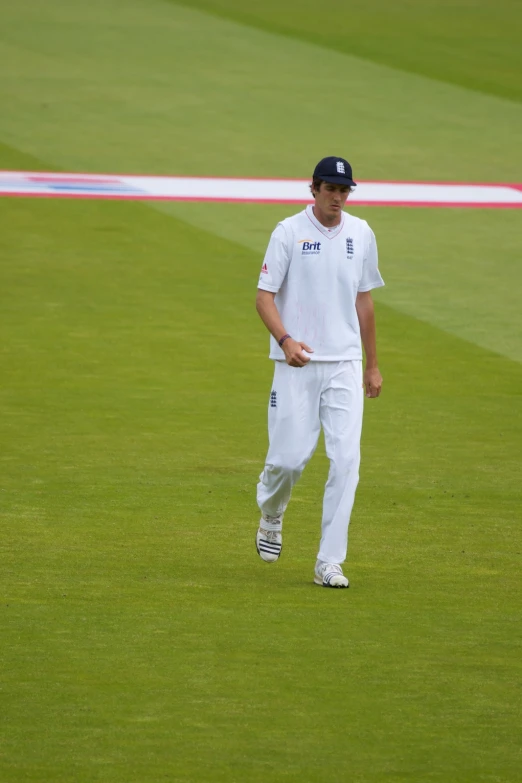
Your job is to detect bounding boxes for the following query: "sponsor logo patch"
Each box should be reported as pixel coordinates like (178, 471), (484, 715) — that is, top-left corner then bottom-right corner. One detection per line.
(261, 262), (268, 274)
(298, 238), (321, 256)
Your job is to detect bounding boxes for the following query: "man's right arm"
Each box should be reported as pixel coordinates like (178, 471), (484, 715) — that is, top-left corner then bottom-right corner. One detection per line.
(255, 289), (313, 368)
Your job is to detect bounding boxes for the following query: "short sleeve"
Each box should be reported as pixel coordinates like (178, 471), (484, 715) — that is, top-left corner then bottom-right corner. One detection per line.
(257, 223), (291, 293)
(358, 226), (385, 293)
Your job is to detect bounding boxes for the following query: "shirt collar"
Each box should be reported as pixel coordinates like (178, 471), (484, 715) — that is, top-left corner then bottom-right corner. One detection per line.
(305, 204), (344, 239)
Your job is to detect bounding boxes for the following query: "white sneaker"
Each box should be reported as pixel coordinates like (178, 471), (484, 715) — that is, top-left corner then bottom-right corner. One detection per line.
(256, 515), (283, 562)
(314, 561), (349, 588)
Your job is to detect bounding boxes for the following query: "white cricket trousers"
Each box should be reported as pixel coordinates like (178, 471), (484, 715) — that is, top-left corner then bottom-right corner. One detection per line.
(257, 360), (363, 565)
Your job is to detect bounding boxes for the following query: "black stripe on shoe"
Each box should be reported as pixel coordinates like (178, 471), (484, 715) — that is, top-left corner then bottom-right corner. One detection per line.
(259, 539), (282, 552)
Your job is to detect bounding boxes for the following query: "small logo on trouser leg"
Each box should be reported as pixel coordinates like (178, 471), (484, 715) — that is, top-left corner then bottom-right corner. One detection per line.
(270, 390), (277, 408)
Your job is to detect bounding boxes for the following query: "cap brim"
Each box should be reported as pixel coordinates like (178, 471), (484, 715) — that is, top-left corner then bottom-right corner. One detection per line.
(319, 175), (357, 187)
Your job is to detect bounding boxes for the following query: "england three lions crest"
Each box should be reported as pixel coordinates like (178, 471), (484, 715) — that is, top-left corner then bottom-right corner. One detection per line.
(346, 238), (354, 258)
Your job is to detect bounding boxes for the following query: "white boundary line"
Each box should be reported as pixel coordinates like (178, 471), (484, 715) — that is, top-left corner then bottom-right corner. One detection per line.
(1, 171), (522, 208)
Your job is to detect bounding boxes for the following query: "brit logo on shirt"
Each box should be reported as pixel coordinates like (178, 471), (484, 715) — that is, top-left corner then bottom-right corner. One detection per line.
(346, 237), (354, 258)
(270, 390), (277, 408)
(298, 239), (321, 256)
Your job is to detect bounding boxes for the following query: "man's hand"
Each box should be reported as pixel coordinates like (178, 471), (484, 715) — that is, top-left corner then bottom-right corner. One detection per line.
(364, 366), (382, 398)
(282, 338), (314, 367)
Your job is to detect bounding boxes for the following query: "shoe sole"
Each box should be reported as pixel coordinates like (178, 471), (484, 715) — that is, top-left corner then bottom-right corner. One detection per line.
(313, 576), (349, 588)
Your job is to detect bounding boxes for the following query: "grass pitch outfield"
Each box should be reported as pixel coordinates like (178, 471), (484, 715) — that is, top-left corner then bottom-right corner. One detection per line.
(1, 1), (522, 782)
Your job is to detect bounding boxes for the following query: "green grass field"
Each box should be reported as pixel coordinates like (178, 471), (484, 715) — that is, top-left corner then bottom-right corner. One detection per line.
(1, 2), (521, 781)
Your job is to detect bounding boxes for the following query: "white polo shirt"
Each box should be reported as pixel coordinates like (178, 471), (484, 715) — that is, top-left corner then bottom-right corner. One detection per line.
(257, 204), (385, 361)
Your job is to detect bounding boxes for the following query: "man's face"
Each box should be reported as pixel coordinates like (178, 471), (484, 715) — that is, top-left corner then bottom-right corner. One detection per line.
(313, 182), (350, 220)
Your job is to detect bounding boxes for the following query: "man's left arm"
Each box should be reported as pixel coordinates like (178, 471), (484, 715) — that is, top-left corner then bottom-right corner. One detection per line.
(356, 291), (382, 398)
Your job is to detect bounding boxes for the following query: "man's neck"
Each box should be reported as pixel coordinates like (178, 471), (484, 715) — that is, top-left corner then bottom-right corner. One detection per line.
(312, 206), (341, 228)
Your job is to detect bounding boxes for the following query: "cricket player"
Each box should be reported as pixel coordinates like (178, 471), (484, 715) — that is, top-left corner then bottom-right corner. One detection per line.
(255, 156), (384, 588)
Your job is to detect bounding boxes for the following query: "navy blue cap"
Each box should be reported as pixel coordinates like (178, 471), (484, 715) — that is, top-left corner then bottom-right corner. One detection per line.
(313, 156), (356, 187)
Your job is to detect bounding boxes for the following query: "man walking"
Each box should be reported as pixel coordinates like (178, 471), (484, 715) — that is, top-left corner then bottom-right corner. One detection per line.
(255, 156), (384, 588)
